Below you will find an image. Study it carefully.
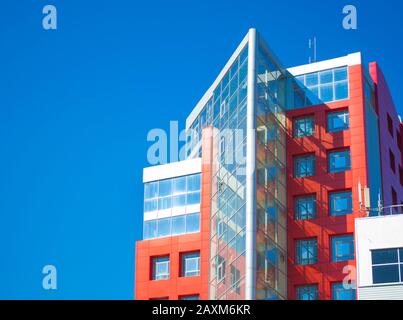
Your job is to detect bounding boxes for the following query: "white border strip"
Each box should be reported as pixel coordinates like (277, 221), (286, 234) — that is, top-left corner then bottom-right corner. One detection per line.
(143, 158), (201, 183)
(287, 52), (362, 76)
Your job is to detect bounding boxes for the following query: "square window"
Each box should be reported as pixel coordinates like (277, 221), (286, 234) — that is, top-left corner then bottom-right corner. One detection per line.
(296, 285), (318, 300)
(173, 176), (186, 194)
(319, 70), (333, 84)
(329, 149), (351, 173)
(295, 238), (318, 265)
(145, 182), (158, 199)
(159, 179), (172, 197)
(152, 256), (170, 280)
(306, 73), (318, 86)
(181, 252), (200, 277)
(331, 235), (354, 262)
(294, 154), (315, 178)
(332, 283), (356, 300)
(329, 191), (352, 216)
(327, 110), (349, 132)
(294, 116), (314, 138)
(334, 67), (348, 81)
(295, 195), (317, 220)
(335, 81), (349, 100)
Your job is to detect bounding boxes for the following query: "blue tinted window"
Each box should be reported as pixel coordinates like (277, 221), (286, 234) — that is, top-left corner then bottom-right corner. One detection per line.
(182, 252), (200, 277)
(144, 220), (157, 239)
(294, 154), (315, 178)
(329, 191), (352, 216)
(158, 197), (172, 210)
(329, 149), (351, 173)
(186, 213), (200, 233)
(173, 176), (186, 194)
(145, 182), (158, 199)
(372, 249), (398, 264)
(295, 195), (317, 220)
(296, 238), (318, 265)
(158, 179), (172, 197)
(187, 174), (201, 191)
(332, 283), (356, 300)
(331, 235), (354, 262)
(145, 199), (157, 212)
(172, 194), (186, 207)
(157, 218), (171, 237)
(152, 256), (170, 280)
(187, 192), (200, 205)
(294, 116), (314, 138)
(328, 110), (349, 132)
(180, 295), (199, 300)
(373, 265), (400, 284)
(335, 81), (349, 100)
(171, 215), (186, 235)
(296, 285), (318, 300)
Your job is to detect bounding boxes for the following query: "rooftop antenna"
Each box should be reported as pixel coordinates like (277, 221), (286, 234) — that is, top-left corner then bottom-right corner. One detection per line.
(308, 37), (317, 64)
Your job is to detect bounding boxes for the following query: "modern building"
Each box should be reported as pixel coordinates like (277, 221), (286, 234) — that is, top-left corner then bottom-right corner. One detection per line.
(135, 29), (403, 300)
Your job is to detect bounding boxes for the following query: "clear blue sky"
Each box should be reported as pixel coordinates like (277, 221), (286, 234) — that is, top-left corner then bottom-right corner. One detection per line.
(0, 0), (402, 299)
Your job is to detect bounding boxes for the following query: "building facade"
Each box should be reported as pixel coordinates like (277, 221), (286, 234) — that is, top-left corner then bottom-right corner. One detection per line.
(135, 29), (403, 300)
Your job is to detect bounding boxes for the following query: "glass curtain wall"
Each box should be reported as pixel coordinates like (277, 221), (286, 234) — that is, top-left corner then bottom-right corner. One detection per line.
(255, 36), (287, 300)
(186, 30), (288, 300)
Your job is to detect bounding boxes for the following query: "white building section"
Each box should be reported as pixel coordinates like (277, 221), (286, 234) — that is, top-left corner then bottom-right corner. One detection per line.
(355, 214), (403, 300)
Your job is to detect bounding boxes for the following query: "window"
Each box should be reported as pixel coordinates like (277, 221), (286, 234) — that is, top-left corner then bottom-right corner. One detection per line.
(144, 173), (201, 213)
(372, 248), (403, 284)
(400, 166), (403, 187)
(294, 116), (314, 138)
(331, 235), (354, 262)
(295, 195), (317, 220)
(294, 154), (315, 178)
(181, 252), (200, 277)
(296, 238), (318, 265)
(294, 66), (348, 107)
(217, 256), (226, 283)
(329, 149), (351, 173)
(180, 295), (199, 300)
(390, 149), (396, 173)
(296, 285), (318, 300)
(329, 190), (352, 216)
(332, 283), (356, 300)
(143, 220), (157, 239)
(152, 256), (170, 280)
(144, 212), (200, 240)
(327, 110), (349, 132)
(230, 265), (241, 294)
(186, 213), (200, 233)
(387, 113), (394, 137)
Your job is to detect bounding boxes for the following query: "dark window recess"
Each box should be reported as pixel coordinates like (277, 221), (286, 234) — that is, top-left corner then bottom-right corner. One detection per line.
(400, 166), (403, 187)
(387, 113), (394, 137)
(397, 129), (402, 152)
(392, 187), (398, 206)
(390, 149), (396, 173)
